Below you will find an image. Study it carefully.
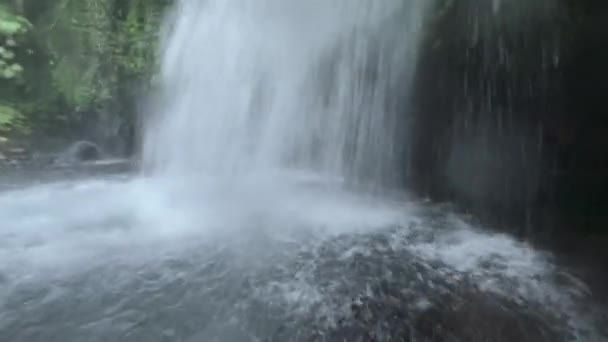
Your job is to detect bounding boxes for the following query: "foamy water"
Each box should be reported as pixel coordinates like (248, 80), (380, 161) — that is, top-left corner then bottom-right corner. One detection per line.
(0, 174), (603, 340)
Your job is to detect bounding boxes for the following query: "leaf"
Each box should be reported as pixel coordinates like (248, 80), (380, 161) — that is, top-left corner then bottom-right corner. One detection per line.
(0, 6), (32, 36)
(0, 105), (26, 132)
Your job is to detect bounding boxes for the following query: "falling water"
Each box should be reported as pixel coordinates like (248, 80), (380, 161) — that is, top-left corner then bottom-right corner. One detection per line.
(144, 0), (427, 185)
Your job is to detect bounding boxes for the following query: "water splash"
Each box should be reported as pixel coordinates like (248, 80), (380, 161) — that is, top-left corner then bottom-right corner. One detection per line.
(0, 177), (602, 340)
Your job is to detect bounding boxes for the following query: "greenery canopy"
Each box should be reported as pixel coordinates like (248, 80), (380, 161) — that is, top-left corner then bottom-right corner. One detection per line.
(0, 0), (168, 139)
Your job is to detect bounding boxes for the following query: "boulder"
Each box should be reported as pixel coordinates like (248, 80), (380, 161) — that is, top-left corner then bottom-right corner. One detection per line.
(54, 141), (102, 165)
(4, 146), (30, 160)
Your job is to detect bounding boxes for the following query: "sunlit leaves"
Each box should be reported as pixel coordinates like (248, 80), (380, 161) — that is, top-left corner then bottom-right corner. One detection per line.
(0, 0), (168, 136)
(0, 6), (30, 81)
(0, 6), (32, 36)
(0, 104), (26, 133)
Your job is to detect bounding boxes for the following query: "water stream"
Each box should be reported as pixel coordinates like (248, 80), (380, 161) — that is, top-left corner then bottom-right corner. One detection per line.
(144, 0), (424, 184)
(0, 0), (605, 341)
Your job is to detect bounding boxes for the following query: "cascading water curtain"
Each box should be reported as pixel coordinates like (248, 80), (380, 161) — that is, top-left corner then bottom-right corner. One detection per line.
(143, 0), (430, 187)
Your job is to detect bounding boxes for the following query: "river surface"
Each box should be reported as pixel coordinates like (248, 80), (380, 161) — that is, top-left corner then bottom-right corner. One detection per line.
(0, 168), (605, 341)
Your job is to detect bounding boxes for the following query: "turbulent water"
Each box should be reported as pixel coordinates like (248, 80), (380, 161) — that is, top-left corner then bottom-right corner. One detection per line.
(0, 175), (604, 341)
(0, 0), (606, 341)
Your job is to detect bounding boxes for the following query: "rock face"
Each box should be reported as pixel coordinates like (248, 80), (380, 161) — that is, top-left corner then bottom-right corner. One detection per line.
(0, 137), (31, 167)
(406, 0), (608, 244)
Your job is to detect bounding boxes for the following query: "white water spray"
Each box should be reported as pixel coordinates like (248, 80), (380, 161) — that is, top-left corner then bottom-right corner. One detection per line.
(144, 0), (427, 185)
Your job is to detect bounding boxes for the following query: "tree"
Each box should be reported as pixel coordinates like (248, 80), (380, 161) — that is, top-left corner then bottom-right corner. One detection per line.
(0, 3), (31, 134)
(0, 0), (168, 149)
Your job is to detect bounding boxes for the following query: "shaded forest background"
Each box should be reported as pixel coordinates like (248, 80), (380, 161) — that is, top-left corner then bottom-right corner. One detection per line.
(0, 0), (168, 154)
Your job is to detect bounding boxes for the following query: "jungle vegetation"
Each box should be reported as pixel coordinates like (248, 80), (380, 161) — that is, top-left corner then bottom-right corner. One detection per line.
(0, 0), (168, 147)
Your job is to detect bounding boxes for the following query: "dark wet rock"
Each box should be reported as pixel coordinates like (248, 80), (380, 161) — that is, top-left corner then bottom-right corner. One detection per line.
(0, 140), (33, 169)
(0, 139), (84, 170)
(6, 147), (28, 157)
(54, 141), (102, 165)
(0, 157), (135, 192)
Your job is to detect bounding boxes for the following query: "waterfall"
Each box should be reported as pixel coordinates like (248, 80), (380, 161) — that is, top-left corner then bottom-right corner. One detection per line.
(143, 0), (428, 186)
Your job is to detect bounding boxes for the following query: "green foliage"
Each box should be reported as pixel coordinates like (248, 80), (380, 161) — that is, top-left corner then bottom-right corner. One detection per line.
(51, 58), (98, 108)
(0, 104), (26, 133)
(0, 5), (31, 35)
(0, 0), (168, 138)
(0, 5), (30, 82)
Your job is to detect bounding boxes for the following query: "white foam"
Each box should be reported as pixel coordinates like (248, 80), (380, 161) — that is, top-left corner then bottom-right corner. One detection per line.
(0, 176), (600, 338)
